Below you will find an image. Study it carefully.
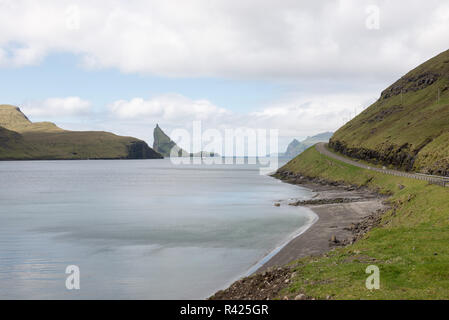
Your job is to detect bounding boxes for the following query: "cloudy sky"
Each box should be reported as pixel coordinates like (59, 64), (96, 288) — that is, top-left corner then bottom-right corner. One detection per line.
(1, 0), (449, 151)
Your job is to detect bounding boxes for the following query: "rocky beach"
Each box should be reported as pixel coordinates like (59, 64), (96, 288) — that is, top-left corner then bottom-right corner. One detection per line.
(210, 172), (389, 300)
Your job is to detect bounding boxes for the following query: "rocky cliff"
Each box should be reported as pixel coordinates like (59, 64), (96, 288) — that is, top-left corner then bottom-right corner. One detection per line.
(153, 124), (189, 157)
(330, 49), (449, 176)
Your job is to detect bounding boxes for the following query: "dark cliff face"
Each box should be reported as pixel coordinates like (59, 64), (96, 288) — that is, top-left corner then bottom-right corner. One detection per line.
(379, 49), (449, 101)
(153, 124), (176, 157)
(380, 72), (443, 100)
(153, 124), (188, 157)
(126, 140), (163, 159)
(329, 138), (449, 176)
(329, 49), (449, 176)
(329, 139), (418, 171)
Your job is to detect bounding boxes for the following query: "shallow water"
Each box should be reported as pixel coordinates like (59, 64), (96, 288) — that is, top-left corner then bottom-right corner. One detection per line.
(0, 159), (315, 299)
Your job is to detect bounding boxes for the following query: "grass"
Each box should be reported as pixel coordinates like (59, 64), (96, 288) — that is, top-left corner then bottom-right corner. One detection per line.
(278, 147), (449, 299)
(331, 49), (449, 174)
(0, 105), (162, 159)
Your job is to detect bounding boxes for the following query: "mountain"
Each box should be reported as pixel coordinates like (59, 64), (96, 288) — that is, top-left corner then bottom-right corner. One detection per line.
(0, 105), (163, 160)
(283, 139), (301, 158)
(153, 124), (218, 157)
(283, 132), (333, 158)
(153, 124), (189, 157)
(329, 49), (449, 176)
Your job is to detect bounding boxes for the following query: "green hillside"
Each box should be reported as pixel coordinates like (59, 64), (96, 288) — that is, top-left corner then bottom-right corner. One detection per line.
(216, 49), (449, 300)
(0, 105), (62, 133)
(0, 105), (162, 160)
(0, 125), (33, 158)
(272, 147), (449, 299)
(330, 49), (449, 176)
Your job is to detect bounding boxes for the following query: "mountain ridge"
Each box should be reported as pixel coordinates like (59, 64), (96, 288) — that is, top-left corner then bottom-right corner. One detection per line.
(0, 105), (162, 160)
(282, 132), (333, 158)
(329, 49), (449, 176)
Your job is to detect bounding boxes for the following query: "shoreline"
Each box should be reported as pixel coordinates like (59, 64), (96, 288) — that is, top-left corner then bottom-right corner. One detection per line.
(244, 208), (319, 276)
(210, 177), (388, 300)
(257, 180), (386, 272)
(206, 183), (319, 299)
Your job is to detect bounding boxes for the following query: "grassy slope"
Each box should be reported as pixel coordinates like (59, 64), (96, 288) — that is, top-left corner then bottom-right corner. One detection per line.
(277, 147), (449, 299)
(0, 126), (32, 159)
(331, 49), (449, 174)
(0, 105), (162, 160)
(19, 131), (143, 160)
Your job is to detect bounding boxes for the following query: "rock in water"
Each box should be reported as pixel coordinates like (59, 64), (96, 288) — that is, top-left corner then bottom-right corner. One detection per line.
(153, 124), (189, 157)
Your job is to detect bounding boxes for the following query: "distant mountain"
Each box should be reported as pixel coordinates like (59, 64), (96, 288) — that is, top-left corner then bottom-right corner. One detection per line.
(153, 124), (218, 157)
(284, 139), (302, 158)
(0, 105), (162, 160)
(283, 132), (333, 158)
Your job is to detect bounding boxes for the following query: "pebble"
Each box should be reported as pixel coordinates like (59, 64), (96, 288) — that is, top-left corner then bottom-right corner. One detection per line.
(294, 294), (306, 300)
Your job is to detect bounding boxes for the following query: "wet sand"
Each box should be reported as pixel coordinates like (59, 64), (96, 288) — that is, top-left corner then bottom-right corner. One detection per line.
(210, 182), (388, 300)
(257, 184), (386, 272)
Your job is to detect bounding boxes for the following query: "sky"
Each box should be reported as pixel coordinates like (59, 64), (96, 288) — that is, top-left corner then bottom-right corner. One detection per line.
(1, 0), (449, 151)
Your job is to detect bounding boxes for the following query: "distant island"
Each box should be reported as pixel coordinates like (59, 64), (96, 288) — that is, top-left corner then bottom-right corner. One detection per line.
(273, 132), (333, 158)
(284, 132), (333, 158)
(0, 105), (162, 160)
(153, 124), (218, 158)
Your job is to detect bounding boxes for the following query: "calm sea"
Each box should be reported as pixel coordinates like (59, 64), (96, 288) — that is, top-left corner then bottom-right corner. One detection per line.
(0, 159), (315, 299)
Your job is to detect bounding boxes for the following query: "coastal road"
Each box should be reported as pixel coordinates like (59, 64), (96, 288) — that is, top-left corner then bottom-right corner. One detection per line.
(315, 143), (449, 187)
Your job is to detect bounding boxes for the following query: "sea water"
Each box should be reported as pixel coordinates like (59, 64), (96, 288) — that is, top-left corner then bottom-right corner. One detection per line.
(0, 159), (315, 299)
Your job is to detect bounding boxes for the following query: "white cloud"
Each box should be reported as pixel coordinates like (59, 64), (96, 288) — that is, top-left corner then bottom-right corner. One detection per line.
(0, 0), (448, 79)
(19, 92), (373, 152)
(6, 1), (449, 151)
(22, 97), (92, 118)
(109, 94), (230, 122)
(247, 93), (375, 137)
(106, 92), (374, 151)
